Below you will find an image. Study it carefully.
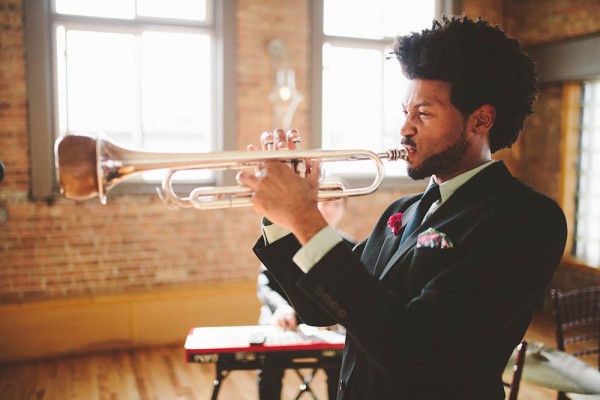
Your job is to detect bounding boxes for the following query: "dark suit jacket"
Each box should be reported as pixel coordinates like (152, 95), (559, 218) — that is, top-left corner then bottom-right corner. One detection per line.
(257, 236), (356, 326)
(254, 162), (567, 400)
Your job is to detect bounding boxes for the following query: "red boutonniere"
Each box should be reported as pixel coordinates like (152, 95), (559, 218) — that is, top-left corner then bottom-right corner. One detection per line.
(387, 212), (404, 235)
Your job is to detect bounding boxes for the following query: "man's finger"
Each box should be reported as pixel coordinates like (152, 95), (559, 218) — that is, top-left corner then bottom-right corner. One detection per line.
(236, 171), (259, 189)
(260, 131), (274, 151)
(306, 160), (322, 181)
(287, 129), (301, 150)
(273, 128), (287, 150)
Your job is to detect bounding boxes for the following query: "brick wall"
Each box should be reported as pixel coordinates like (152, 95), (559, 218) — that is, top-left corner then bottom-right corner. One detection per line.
(2, 0), (600, 306)
(236, 0), (311, 148)
(461, 0), (505, 26)
(0, 0), (28, 196)
(505, 0), (600, 46)
(462, 0), (600, 47)
(0, 196), (265, 302)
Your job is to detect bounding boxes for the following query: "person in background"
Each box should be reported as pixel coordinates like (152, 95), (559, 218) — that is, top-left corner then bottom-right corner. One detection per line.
(239, 15), (568, 400)
(257, 197), (355, 400)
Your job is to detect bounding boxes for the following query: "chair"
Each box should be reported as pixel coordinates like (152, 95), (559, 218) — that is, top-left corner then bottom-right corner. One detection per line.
(504, 339), (528, 400)
(551, 287), (600, 400)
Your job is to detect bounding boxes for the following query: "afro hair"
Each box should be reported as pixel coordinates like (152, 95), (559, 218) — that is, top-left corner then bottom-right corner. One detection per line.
(392, 15), (538, 153)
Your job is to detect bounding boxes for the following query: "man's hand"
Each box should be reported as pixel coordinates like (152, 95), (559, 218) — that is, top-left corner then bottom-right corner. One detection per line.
(237, 129), (328, 244)
(272, 304), (298, 330)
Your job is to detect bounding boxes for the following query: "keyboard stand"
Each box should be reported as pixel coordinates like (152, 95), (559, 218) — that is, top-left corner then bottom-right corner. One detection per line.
(211, 365), (228, 400)
(185, 325), (345, 400)
(294, 367), (319, 400)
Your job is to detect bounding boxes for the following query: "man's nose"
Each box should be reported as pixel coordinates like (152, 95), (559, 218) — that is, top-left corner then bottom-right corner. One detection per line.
(400, 117), (416, 138)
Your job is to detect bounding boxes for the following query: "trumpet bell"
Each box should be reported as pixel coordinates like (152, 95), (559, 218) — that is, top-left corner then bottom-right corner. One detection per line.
(55, 133), (152, 204)
(54, 133), (100, 202)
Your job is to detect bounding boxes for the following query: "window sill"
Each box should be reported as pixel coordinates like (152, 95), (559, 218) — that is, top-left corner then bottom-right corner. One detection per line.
(560, 256), (600, 273)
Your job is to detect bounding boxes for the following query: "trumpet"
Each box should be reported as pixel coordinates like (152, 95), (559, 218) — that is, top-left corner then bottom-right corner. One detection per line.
(54, 133), (408, 210)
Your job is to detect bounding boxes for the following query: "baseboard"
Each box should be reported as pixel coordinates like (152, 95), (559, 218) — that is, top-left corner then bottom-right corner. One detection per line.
(0, 280), (260, 362)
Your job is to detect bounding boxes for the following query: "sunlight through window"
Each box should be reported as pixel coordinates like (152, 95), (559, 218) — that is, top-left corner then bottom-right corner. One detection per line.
(574, 80), (600, 264)
(54, 0), (213, 183)
(320, 0), (435, 177)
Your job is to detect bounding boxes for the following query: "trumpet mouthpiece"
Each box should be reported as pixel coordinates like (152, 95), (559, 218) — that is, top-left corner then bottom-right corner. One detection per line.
(55, 134), (100, 201)
(385, 148), (408, 161)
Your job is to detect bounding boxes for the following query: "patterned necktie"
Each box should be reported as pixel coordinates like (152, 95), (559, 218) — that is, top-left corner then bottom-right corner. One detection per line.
(400, 183), (441, 244)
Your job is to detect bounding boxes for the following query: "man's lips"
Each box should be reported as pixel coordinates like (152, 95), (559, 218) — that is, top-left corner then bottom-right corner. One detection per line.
(403, 145), (416, 158)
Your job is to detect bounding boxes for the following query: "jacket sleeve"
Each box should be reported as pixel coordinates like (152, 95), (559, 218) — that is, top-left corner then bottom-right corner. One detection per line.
(254, 234), (339, 327)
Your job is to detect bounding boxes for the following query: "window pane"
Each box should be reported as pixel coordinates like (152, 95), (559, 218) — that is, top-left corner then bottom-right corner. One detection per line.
(55, 0), (135, 19)
(141, 31), (212, 152)
(324, 0), (435, 39)
(383, 55), (408, 150)
(55, 0), (208, 21)
(323, 45), (382, 150)
(321, 0), (435, 178)
(137, 0), (207, 21)
(382, 0), (435, 37)
(575, 80), (600, 265)
(324, 0), (386, 39)
(61, 30), (137, 140)
(322, 45), (407, 176)
(51, 1), (219, 188)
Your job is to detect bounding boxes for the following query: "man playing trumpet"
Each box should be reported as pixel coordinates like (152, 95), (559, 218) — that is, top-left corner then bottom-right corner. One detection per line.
(237, 15), (567, 400)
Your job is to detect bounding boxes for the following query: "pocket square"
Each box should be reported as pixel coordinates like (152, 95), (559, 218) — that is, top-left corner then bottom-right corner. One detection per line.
(416, 228), (454, 249)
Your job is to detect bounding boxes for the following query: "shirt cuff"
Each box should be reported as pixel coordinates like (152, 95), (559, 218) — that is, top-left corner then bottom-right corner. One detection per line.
(292, 226), (342, 273)
(262, 219), (292, 244)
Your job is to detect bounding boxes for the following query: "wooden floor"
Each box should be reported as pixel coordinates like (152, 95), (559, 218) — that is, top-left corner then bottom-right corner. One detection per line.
(0, 312), (566, 400)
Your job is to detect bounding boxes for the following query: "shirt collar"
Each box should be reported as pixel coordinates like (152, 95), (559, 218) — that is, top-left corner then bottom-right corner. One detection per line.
(429, 160), (496, 204)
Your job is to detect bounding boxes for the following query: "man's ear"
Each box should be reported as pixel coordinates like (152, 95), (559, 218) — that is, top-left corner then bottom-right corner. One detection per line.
(472, 104), (496, 133)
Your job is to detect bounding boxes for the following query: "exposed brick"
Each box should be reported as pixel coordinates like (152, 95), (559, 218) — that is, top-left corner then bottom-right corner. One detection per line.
(1, 0), (598, 304)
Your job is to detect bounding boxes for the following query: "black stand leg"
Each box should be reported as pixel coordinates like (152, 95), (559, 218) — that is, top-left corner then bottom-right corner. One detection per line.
(211, 365), (229, 400)
(294, 368), (319, 400)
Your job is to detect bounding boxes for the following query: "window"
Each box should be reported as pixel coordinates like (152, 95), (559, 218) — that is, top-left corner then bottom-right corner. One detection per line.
(573, 80), (600, 265)
(527, 35), (600, 268)
(25, 0), (235, 198)
(54, 1), (213, 153)
(312, 0), (443, 178)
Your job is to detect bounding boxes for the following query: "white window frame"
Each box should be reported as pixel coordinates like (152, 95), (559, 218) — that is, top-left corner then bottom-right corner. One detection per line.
(25, 0), (236, 200)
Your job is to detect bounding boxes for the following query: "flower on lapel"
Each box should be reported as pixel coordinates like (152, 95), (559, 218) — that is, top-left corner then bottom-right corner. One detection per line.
(387, 212), (404, 235)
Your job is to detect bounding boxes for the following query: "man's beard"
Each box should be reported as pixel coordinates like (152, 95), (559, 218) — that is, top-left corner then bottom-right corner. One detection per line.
(406, 129), (470, 181)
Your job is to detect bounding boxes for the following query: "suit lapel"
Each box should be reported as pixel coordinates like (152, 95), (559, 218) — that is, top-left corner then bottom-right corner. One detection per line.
(373, 202), (418, 278)
(378, 204), (449, 279)
(377, 161), (513, 280)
